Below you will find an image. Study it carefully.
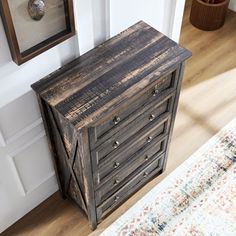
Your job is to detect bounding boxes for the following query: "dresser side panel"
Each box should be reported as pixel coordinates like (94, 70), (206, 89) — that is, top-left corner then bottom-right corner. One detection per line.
(36, 96), (70, 198)
(162, 62), (185, 171)
(78, 128), (97, 229)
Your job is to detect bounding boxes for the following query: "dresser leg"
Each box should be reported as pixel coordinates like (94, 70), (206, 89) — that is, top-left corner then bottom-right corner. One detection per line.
(60, 192), (67, 200)
(90, 222), (97, 231)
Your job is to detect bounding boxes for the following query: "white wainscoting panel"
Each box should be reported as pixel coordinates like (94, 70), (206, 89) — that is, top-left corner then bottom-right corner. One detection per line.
(0, 130), (6, 147)
(0, 91), (41, 145)
(7, 154), (27, 196)
(0, 151), (57, 233)
(9, 132), (55, 194)
(0, 130), (57, 233)
(3, 122), (45, 155)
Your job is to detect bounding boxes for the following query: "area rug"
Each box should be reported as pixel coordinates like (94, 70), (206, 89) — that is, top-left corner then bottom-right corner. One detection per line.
(100, 118), (236, 236)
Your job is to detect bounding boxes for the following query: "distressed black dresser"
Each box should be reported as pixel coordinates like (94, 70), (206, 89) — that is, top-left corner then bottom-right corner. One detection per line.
(32, 21), (191, 230)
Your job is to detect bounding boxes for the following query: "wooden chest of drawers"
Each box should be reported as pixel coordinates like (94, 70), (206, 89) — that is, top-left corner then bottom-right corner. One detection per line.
(31, 21), (191, 230)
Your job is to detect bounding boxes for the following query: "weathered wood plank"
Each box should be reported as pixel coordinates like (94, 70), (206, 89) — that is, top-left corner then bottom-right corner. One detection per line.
(32, 21), (191, 132)
(56, 37), (173, 119)
(32, 21), (161, 99)
(87, 80), (174, 151)
(32, 21), (191, 230)
(78, 128), (97, 230)
(97, 155), (165, 221)
(36, 96), (67, 199)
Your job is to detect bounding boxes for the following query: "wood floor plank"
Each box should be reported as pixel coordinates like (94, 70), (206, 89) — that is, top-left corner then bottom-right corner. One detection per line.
(3, 1), (236, 235)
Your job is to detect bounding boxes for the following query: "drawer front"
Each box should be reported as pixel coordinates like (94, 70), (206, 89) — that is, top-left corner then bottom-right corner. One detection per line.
(96, 154), (165, 221)
(94, 117), (170, 204)
(92, 113), (170, 183)
(97, 136), (167, 187)
(92, 94), (174, 165)
(89, 68), (179, 149)
(95, 136), (167, 205)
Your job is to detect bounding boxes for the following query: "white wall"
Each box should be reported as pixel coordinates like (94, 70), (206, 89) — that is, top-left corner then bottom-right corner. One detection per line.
(0, 1), (96, 232)
(109, 0), (186, 42)
(0, 0), (186, 232)
(0, 0), (96, 109)
(229, 0), (236, 11)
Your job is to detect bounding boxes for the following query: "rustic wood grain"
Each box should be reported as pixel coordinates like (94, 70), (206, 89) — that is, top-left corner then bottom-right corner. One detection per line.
(32, 22), (162, 95)
(96, 155), (165, 221)
(32, 21), (191, 131)
(90, 96), (170, 164)
(78, 128), (97, 229)
(96, 137), (167, 187)
(91, 113), (170, 184)
(32, 21), (191, 230)
(89, 73), (174, 148)
(4, 4), (236, 236)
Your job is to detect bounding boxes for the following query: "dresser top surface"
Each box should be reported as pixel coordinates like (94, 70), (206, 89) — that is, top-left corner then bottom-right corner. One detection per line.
(32, 21), (191, 130)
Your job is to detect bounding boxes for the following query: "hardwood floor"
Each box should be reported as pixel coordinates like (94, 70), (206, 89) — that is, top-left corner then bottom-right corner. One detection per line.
(3, 2), (236, 236)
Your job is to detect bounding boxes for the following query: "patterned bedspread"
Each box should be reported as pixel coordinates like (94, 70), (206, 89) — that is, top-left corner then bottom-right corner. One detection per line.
(100, 119), (236, 236)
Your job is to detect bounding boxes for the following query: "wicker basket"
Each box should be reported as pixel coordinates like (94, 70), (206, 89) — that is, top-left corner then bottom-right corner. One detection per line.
(190, 0), (230, 31)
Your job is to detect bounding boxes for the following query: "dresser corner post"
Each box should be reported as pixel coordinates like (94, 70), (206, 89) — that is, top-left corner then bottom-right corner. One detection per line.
(162, 62), (186, 172)
(36, 95), (67, 199)
(79, 127), (98, 230)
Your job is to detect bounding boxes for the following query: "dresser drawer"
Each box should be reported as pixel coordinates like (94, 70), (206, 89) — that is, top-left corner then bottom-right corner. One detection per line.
(95, 136), (167, 205)
(91, 94), (174, 165)
(96, 154), (165, 221)
(92, 113), (170, 180)
(89, 69), (179, 149)
(94, 117), (170, 203)
(96, 136), (167, 188)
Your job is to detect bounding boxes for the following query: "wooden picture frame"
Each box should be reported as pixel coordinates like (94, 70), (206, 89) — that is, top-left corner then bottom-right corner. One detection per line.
(0, 0), (75, 65)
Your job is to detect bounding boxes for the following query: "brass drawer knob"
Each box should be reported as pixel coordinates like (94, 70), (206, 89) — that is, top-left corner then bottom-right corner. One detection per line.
(149, 114), (155, 121)
(143, 172), (148, 178)
(113, 116), (121, 125)
(114, 196), (120, 202)
(113, 141), (120, 149)
(144, 155), (149, 161)
(113, 161), (120, 169)
(152, 86), (159, 96)
(114, 179), (120, 185)
(147, 136), (152, 143)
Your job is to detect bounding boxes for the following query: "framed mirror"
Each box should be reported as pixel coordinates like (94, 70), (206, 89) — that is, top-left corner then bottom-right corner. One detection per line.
(0, 0), (75, 65)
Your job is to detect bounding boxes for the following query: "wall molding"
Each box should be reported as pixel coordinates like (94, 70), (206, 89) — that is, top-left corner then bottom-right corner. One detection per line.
(0, 130), (6, 147)
(105, 0), (111, 40)
(10, 154), (55, 195)
(168, 0), (186, 42)
(73, 0), (95, 55)
(7, 155), (27, 196)
(8, 130), (45, 157)
(7, 130), (56, 196)
(26, 171), (56, 195)
(5, 118), (43, 145)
